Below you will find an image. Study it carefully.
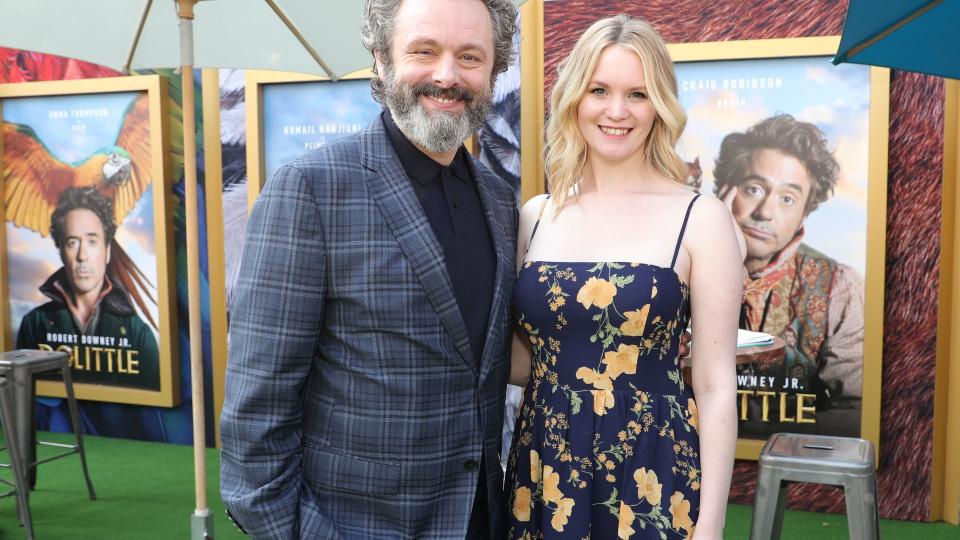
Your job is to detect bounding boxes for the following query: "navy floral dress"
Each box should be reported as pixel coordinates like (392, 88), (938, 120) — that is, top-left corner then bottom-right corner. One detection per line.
(505, 195), (701, 539)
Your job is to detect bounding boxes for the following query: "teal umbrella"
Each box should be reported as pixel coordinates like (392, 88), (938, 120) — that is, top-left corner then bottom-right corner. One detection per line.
(833, 0), (960, 79)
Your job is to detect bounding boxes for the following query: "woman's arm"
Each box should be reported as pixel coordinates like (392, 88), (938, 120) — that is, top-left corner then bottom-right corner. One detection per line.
(508, 194), (550, 387)
(684, 195), (742, 539)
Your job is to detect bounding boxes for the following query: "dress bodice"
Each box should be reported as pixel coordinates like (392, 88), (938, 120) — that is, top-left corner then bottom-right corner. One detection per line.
(515, 260), (691, 398)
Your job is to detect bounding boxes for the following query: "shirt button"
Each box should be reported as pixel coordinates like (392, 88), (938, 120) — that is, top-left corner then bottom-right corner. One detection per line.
(452, 198), (459, 208)
(464, 459), (479, 472)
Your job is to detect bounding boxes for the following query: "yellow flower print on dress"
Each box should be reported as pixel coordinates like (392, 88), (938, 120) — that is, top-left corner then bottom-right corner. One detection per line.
(551, 497), (575, 532)
(670, 491), (694, 536)
(576, 367), (613, 390)
(541, 466), (577, 532)
(602, 344), (640, 380)
(576, 277), (617, 309)
(687, 398), (699, 432)
(542, 466), (563, 503)
(576, 367), (615, 415)
(620, 304), (651, 337)
(633, 467), (663, 505)
(513, 486), (532, 522)
(617, 501), (636, 539)
(590, 390), (615, 415)
(530, 450), (541, 483)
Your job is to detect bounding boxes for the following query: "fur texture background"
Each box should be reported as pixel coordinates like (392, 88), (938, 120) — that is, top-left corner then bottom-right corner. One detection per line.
(544, 0), (945, 522)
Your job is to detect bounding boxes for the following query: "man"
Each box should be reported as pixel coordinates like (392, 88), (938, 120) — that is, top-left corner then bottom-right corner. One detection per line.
(219, 0), (519, 538)
(714, 114), (864, 435)
(17, 186), (159, 391)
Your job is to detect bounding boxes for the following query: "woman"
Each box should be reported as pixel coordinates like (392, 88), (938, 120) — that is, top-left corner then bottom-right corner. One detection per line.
(505, 15), (741, 539)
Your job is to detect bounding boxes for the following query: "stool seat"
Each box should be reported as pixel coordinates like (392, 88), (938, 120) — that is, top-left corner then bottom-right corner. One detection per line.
(750, 433), (879, 540)
(762, 433), (873, 476)
(0, 349), (71, 374)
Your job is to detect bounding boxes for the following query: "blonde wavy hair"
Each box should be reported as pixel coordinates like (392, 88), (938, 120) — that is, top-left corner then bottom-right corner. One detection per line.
(545, 15), (687, 212)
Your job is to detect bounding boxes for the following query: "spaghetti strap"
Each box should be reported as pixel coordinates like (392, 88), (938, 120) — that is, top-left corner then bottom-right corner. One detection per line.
(670, 193), (701, 269)
(524, 195), (550, 258)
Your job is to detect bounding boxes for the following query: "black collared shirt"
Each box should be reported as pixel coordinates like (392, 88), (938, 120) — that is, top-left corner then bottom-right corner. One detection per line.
(382, 110), (496, 369)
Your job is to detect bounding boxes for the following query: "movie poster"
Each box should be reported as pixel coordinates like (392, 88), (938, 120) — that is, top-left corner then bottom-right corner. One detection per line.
(262, 78), (381, 181)
(3, 90), (161, 393)
(675, 56), (872, 439)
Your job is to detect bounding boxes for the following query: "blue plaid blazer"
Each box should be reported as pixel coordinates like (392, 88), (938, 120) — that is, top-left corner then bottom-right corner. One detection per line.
(220, 116), (518, 539)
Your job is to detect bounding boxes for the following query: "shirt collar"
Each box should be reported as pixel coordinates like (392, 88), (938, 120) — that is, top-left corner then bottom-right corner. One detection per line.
(382, 109), (472, 185)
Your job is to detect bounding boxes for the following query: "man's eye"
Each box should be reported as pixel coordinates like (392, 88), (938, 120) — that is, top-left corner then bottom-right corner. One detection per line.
(781, 195), (796, 206)
(745, 185), (765, 197)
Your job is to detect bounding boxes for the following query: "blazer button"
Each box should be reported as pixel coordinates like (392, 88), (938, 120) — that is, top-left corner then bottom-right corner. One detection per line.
(464, 459), (479, 472)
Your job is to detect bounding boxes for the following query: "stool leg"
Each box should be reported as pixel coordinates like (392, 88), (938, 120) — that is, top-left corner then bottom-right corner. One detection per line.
(0, 386), (34, 539)
(750, 465), (786, 540)
(9, 367), (37, 489)
(771, 478), (788, 539)
(60, 365), (96, 500)
(843, 473), (878, 540)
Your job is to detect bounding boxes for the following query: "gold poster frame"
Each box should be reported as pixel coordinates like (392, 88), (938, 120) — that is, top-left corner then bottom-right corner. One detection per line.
(668, 36), (888, 460)
(935, 79), (960, 524)
(0, 75), (179, 407)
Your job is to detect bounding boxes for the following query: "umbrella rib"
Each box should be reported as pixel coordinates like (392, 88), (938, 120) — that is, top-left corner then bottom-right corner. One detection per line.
(264, 0), (337, 80)
(124, 0), (155, 72)
(846, 0), (942, 60)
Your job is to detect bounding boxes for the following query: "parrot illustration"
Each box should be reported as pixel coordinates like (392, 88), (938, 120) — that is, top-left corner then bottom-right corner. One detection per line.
(3, 93), (158, 329)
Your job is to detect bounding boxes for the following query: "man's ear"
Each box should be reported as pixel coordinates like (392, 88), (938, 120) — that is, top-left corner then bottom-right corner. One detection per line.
(373, 51), (384, 75)
(106, 242), (112, 265)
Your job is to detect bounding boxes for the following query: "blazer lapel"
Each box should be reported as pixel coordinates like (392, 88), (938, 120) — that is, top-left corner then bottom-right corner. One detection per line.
(360, 119), (475, 372)
(470, 160), (512, 381)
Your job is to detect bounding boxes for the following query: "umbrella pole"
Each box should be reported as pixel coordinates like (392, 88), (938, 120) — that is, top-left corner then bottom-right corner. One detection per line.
(177, 1), (213, 539)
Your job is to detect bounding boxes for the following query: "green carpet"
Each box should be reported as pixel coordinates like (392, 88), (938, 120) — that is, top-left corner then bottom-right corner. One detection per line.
(0, 432), (954, 539)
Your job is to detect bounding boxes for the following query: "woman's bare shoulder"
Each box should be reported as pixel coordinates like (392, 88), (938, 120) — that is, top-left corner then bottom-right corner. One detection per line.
(685, 193), (739, 248)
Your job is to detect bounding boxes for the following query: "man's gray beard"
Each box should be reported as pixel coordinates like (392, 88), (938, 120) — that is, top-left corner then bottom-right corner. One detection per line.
(383, 69), (492, 153)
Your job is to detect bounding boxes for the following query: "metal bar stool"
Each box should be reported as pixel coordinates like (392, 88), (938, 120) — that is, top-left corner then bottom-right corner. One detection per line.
(0, 350), (95, 500)
(750, 432), (879, 540)
(0, 377), (34, 539)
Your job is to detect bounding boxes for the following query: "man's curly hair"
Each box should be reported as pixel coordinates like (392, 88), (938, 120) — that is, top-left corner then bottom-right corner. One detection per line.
(713, 114), (840, 214)
(361, 0), (517, 104)
(50, 187), (116, 249)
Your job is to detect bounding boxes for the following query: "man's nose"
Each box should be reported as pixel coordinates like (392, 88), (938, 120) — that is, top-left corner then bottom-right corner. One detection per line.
(432, 52), (459, 88)
(751, 195), (775, 221)
(76, 243), (88, 261)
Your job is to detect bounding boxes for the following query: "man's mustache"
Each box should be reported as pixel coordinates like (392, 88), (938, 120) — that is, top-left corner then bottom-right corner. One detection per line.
(740, 220), (774, 235)
(411, 81), (475, 103)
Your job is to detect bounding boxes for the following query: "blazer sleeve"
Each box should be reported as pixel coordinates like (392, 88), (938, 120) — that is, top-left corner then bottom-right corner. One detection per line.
(219, 163), (333, 538)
